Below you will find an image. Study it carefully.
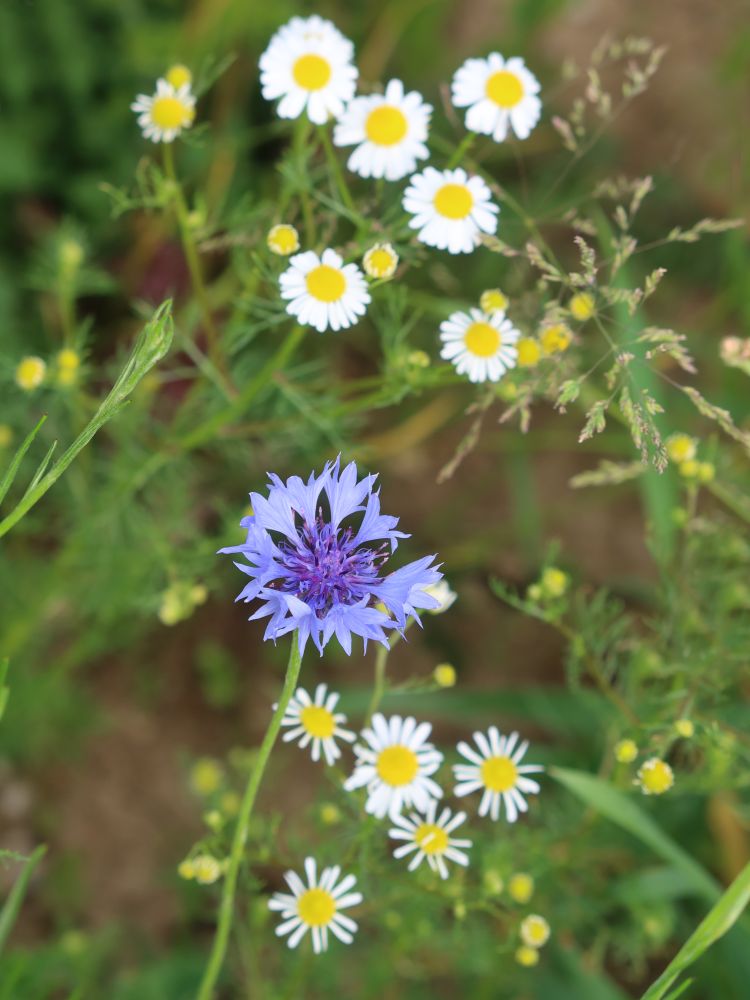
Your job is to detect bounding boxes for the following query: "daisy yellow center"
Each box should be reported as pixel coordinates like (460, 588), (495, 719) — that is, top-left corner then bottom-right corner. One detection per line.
(486, 70), (524, 108)
(151, 96), (192, 130)
(414, 822), (449, 855)
(306, 264), (346, 302)
(376, 745), (419, 787)
(464, 322), (501, 358)
(365, 105), (408, 146)
(292, 53), (331, 91)
(297, 887), (336, 927)
(300, 704), (336, 739)
(433, 183), (473, 220)
(481, 754), (518, 792)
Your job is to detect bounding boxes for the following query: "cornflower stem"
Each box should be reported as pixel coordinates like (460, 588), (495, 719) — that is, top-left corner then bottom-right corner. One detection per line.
(317, 125), (357, 218)
(162, 144), (231, 389)
(446, 131), (476, 169)
(196, 640), (303, 1000)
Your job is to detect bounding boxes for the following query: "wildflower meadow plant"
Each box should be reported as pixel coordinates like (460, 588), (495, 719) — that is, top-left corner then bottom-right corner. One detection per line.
(3, 6), (750, 1000)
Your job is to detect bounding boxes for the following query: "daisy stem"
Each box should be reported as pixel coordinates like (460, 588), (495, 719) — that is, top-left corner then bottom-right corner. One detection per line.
(364, 630), (405, 725)
(446, 131), (476, 169)
(196, 639), (303, 1000)
(162, 144), (232, 391)
(317, 125), (358, 219)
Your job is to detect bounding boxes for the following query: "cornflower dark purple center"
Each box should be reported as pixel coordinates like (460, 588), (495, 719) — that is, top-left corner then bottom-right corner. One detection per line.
(276, 512), (388, 615)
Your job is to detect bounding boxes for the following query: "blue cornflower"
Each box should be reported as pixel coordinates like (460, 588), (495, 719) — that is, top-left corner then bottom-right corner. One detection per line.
(220, 458), (442, 655)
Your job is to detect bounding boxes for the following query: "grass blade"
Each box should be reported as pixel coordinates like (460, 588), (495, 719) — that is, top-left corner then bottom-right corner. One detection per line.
(640, 861), (750, 1000)
(0, 845), (46, 956)
(0, 416), (47, 508)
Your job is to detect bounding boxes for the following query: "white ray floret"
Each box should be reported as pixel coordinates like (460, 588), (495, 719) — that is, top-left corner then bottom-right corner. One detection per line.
(389, 801), (471, 879)
(279, 683), (355, 765)
(402, 167), (498, 254)
(453, 726), (543, 822)
(279, 249), (371, 333)
(344, 713), (443, 820)
(131, 79), (196, 144)
(268, 857), (362, 953)
(440, 308), (520, 383)
(451, 53), (541, 142)
(333, 79), (432, 181)
(259, 15), (358, 125)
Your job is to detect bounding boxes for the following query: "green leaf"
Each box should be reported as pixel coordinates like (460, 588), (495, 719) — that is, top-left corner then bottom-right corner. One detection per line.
(0, 416), (47, 507)
(550, 767), (718, 900)
(0, 845), (46, 956)
(640, 861), (750, 1000)
(0, 301), (173, 539)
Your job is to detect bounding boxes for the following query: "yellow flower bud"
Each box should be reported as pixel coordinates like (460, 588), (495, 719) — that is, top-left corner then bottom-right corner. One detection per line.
(267, 224), (300, 256)
(516, 337), (541, 368)
(192, 854), (223, 885)
(0, 424), (13, 449)
(508, 872), (534, 904)
(363, 243), (399, 279)
(177, 859), (195, 880)
(666, 434), (697, 464)
(15, 356), (46, 391)
(540, 324), (572, 355)
(480, 289), (509, 314)
(614, 739), (638, 763)
(637, 758), (674, 795)
(515, 945), (540, 967)
(675, 718), (694, 739)
(190, 757), (223, 796)
(320, 802), (342, 826)
(166, 64), (192, 90)
(540, 567), (569, 599)
(520, 914), (551, 948)
(433, 663), (456, 688)
(569, 291), (595, 321)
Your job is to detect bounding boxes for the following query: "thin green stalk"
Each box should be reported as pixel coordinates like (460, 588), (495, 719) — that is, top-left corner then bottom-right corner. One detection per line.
(196, 639), (303, 1000)
(447, 131), (476, 169)
(317, 125), (357, 217)
(162, 145), (229, 385)
(365, 644), (389, 725)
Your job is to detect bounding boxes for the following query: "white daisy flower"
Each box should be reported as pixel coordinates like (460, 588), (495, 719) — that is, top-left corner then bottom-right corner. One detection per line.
(268, 857), (362, 953)
(131, 78), (196, 144)
(333, 79), (431, 181)
(451, 54), (541, 143)
(344, 713), (443, 820)
(279, 683), (356, 766)
(440, 308), (520, 383)
(279, 249), (370, 333)
(362, 242), (399, 279)
(389, 801), (471, 879)
(453, 727), (543, 822)
(259, 15), (358, 125)
(402, 167), (498, 254)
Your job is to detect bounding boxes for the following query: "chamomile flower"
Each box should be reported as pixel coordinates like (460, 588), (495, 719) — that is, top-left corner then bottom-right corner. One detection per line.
(451, 54), (542, 142)
(520, 914), (550, 948)
(259, 16), (358, 125)
(637, 758), (674, 795)
(279, 683), (355, 765)
(333, 79), (431, 181)
(268, 857), (362, 953)
(440, 308), (519, 384)
(453, 727), (543, 822)
(363, 243), (399, 279)
(279, 249), (370, 333)
(389, 801), (471, 879)
(267, 224), (300, 256)
(15, 356), (46, 391)
(423, 579), (457, 614)
(344, 713), (443, 820)
(403, 167), (498, 254)
(131, 78), (196, 143)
